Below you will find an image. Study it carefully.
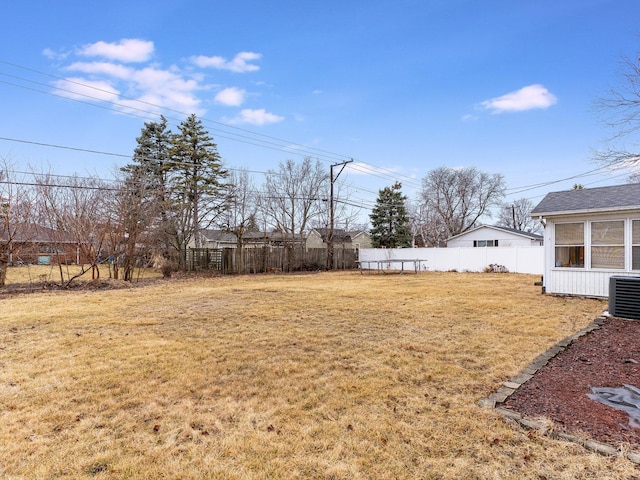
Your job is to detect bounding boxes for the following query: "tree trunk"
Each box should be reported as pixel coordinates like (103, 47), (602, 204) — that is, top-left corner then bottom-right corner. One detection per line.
(0, 252), (7, 287)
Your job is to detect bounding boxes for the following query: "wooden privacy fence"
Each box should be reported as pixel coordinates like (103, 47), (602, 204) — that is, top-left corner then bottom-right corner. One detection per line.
(187, 247), (357, 274)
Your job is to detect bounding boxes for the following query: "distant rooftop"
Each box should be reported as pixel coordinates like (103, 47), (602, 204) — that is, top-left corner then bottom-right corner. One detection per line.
(446, 224), (542, 241)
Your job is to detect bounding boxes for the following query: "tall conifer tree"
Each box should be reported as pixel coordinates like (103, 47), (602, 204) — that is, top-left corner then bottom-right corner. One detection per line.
(369, 182), (412, 248)
(168, 114), (228, 261)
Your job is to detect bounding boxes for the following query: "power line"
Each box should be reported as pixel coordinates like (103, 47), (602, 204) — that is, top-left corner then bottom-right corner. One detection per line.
(0, 136), (275, 179)
(0, 135), (393, 210)
(0, 63), (346, 162)
(0, 179), (117, 191)
(0, 60), (350, 161)
(504, 164), (623, 196)
(0, 136), (131, 159)
(0, 59), (424, 189)
(2, 58), (636, 213)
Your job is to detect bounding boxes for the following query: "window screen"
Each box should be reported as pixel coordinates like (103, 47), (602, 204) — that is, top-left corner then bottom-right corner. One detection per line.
(591, 221), (624, 269)
(555, 223), (583, 245)
(554, 223), (584, 268)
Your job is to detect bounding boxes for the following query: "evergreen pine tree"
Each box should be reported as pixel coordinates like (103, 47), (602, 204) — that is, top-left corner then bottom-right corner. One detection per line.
(168, 114), (228, 259)
(369, 182), (413, 248)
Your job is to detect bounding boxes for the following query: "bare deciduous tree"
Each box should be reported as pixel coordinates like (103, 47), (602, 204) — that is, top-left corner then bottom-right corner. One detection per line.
(261, 157), (328, 235)
(108, 171), (158, 281)
(0, 160), (35, 287)
(36, 173), (114, 286)
(411, 201), (447, 247)
(418, 166), (505, 246)
(310, 178), (363, 234)
(595, 55), (640, 180)
(496, 198), (542, 234)
(221, 167), (259, 272)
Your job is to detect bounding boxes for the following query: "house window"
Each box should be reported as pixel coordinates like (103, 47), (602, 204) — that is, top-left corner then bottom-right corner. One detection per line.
(473, 240), (498, 247)
(633, 220), (640, 270)
(554, 222), (584, 268)
(591, 220), (624, 269)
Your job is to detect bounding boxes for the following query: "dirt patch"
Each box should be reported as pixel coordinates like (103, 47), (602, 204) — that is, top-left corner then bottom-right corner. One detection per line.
(503, 316), (640, 448)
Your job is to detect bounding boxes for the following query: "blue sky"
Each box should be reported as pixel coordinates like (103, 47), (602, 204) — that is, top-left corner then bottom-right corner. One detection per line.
(1, 0), (639, 219)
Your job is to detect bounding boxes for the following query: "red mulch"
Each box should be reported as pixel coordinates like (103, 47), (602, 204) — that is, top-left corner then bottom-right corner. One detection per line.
(503, 316), (640, 447)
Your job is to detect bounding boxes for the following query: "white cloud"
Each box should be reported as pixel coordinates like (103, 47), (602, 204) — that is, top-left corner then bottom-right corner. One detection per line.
(481, 84), (557, 113)
(53, 63), (203, 115)
(46, 40), (278, 120)
(227, 108), (284, 125)
(461, 113), (478, 122)
(42, 48), (69, 60)
(191, 51), (261, 73)
(215, 87), (246, 106)
(52, 77), (120, 102)
(129, 67), (203, 113)
(66, 61), (133, 79)
(119, 91), (202, 117)
(78, 39), (154, 63)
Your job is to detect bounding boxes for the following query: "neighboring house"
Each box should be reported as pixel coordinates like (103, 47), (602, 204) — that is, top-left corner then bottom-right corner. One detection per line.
(192, 230), (338, 250)
(242, 231), (307, 249)
(531, 183), (640, 297)
(446, 225), (543, 248)
(350, 230), (373, 250)
(306, 228), (372, 251)
(1, 224), (84, 265)
(192, 229), (238, 249)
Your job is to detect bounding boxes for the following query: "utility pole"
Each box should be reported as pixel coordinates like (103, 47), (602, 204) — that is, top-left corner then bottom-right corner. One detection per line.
(327, 159), (353, 270)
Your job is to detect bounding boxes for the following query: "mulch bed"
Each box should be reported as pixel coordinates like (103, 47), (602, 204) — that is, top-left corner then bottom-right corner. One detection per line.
(503, 316), (640, 448)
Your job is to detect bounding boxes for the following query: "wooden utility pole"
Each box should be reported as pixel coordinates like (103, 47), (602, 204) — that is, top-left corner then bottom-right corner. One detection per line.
(327, 159), (353, 269)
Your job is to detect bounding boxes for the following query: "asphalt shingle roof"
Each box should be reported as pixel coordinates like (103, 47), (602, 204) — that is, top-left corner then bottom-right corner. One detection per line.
(531, 183), (640, 216)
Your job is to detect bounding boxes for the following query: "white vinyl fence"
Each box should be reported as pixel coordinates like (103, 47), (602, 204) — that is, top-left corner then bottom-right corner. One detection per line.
(358, 246), (543, 275)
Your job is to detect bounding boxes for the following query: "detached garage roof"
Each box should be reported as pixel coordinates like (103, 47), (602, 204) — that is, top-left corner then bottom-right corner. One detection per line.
(531, 183), (640, 217)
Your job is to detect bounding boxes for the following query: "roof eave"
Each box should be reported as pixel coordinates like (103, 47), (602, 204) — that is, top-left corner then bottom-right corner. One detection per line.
(532, 205), (640, 218)
(446, 224), (541, 241)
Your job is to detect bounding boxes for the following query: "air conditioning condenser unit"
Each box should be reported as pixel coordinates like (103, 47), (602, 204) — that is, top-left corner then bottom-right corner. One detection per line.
(609, 276), (640, 320)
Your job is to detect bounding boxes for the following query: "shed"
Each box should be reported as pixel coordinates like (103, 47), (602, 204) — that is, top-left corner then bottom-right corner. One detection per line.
(446, 225), (543, 248)
(531, 183), (640, 297)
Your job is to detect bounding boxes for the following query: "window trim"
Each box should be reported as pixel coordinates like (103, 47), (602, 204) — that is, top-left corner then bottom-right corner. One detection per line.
(633, 219), (640, 271)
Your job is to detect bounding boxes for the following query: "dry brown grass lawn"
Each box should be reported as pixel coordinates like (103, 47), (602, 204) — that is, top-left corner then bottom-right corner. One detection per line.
(4, 264), (160, 286)
(0, 271), (636, 479)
